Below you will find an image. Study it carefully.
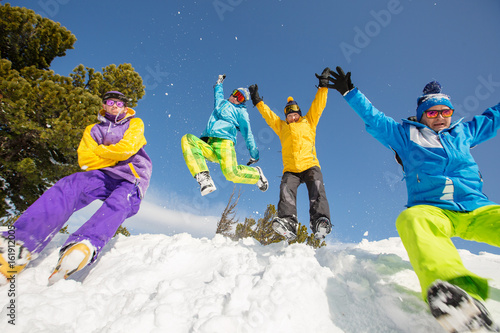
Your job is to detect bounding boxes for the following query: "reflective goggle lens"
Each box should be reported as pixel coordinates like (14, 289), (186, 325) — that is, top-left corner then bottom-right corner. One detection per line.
(105, 100), (125, 108)
(231, 90), (245, 103)
(425, 109), (454, 118)
(285, 104), (300, 114)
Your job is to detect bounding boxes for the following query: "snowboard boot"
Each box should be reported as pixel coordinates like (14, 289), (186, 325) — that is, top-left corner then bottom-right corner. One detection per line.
(311, 217), (332, 240)
(48, 241), (93, 285)
(255, 166), (268, 192)
(0, 234), (31, 286)
(195, 171), (216, 196)
(427, 280), (500, 333)
(272, 217), (298, 241)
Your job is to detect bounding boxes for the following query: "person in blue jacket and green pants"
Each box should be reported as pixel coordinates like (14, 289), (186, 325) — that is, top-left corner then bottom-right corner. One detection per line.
(329, 66), (500, 332)
(181, 74), (268, 196)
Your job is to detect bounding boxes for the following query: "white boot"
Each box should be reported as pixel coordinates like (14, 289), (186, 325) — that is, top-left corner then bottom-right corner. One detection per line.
(255, 167), (268, 192)
(0, 235), (31, 286)
(272, 217), (297, 241)
(195, 171), (216, 196)
(311, 217), (332, 240)
(48, 241), (93, 285)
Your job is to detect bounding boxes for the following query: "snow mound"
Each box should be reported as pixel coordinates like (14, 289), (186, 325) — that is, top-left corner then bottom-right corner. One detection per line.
(1, 234), (499, 332)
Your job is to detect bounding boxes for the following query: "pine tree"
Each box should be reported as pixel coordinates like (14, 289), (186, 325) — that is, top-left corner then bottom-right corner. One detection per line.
(58, 225), (69, 234)
(233, 217), (256, 240)
(0, 4), (145, 218)
(252, 204), (282, 245)
(231, 203), (327, 249)
(215, 187), (240, 238)
(0, 4), (76, 70)
(0, 215), (16, 228)
(288, 223), (326, 248)
(114, 225), (131, 237)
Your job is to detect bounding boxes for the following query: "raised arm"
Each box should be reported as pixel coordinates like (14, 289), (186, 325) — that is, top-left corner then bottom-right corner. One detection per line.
(213, 74), (226, 108)
(330, 66), (406, 151)
(249, 84), (283, 135)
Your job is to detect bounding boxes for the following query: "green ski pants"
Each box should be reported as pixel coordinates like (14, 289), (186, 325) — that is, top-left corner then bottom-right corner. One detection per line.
(181, 134), (259, 184)
(396, 204), (500, 301)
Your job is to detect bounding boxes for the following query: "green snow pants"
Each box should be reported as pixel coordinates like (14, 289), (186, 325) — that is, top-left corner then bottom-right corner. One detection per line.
(181, 134), (259, 184)
(396, 204), (500, 301)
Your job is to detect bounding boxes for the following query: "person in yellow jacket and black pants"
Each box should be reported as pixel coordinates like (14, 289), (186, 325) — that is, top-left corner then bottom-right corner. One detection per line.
(248, 68), (333, 241)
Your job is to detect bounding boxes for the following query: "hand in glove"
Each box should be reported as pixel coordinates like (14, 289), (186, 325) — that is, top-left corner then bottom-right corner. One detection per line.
(216, 74), (226, 85)
(247, 158), (259, 166)
(315, 67), (332, 88)
(329, 66), (354, 95)
(248, 84), (263, 106)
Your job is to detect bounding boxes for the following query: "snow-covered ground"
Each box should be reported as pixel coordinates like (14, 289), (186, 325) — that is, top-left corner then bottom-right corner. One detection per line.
(1, 234), (499, 333)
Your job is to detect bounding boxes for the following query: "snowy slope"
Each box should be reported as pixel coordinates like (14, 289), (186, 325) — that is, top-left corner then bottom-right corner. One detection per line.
(1, 234), (499, 333)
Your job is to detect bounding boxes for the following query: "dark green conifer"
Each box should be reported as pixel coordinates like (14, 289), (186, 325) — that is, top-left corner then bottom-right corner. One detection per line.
(233, 217), (256, 240)
(114, 226), (131, 237)
(0, 4), (76, 70)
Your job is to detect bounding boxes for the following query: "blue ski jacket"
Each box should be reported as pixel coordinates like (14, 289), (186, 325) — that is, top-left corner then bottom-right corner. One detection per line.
(345, 88), (500, 211)
(200, 83), (259, 160)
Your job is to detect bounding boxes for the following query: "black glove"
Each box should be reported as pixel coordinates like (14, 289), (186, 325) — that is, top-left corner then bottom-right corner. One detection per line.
(247, 158), (259, 166)
(216, 74), (226, 85)
(315, 67), (332, 88)
(248, 84), (263, 106)
(329, 66), (354, 95)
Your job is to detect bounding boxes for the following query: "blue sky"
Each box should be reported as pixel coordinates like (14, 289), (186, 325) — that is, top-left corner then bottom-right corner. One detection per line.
(7, 1), (500, 253)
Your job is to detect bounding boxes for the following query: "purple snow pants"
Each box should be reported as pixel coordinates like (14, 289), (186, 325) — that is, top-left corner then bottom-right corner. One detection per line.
(10, 170), (141, 262)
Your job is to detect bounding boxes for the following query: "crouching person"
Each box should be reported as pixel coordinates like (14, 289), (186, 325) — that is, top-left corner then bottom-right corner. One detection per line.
(330, 67), (500, 332)
(0, 91), (152, 285)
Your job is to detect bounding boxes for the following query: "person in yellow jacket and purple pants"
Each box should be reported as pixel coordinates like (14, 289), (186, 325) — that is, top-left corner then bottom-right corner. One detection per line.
(248, 68), (333, 241)
(0, 91), (152, 285)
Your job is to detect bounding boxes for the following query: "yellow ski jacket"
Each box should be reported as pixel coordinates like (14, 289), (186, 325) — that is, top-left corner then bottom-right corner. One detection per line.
(256, 87), (328, 173)
(77, 107), (152, 197)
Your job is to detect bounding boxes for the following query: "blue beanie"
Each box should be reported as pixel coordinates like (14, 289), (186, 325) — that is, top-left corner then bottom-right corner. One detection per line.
(416, 81), (453, 121)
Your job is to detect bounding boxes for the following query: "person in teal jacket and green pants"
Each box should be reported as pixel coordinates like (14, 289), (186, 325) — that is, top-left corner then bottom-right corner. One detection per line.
(329, 66), (500, 332)
(181, 74), (268, 196)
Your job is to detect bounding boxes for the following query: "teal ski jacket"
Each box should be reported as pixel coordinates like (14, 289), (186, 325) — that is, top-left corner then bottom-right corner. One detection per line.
(345, 88), (500, 211)
(200, 83), (259, 160)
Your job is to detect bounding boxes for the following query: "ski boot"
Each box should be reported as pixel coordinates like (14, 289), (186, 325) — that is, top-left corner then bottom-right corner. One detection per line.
(195, 171), (216, 196)
(0, 234), (31, 286)
(48, 241), (93, 285)
(427, 280), (500, 332)
(311, 217), (332, 240)
(272, 217), (298, 241)
(255, 166), (268, 192)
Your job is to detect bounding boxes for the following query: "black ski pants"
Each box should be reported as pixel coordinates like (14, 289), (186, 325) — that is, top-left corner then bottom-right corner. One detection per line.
(277, 166), (330, 225)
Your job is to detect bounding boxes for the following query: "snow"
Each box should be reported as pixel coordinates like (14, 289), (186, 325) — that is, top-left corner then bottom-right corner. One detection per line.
(1, 234), (499, 332)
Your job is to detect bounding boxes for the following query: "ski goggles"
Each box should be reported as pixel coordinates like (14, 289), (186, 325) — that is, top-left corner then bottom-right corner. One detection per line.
(105, 99), (126, 108)
(285, 104), (300, 115)
(231, 89), (246, 103)
(424, 108), (454, 118)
